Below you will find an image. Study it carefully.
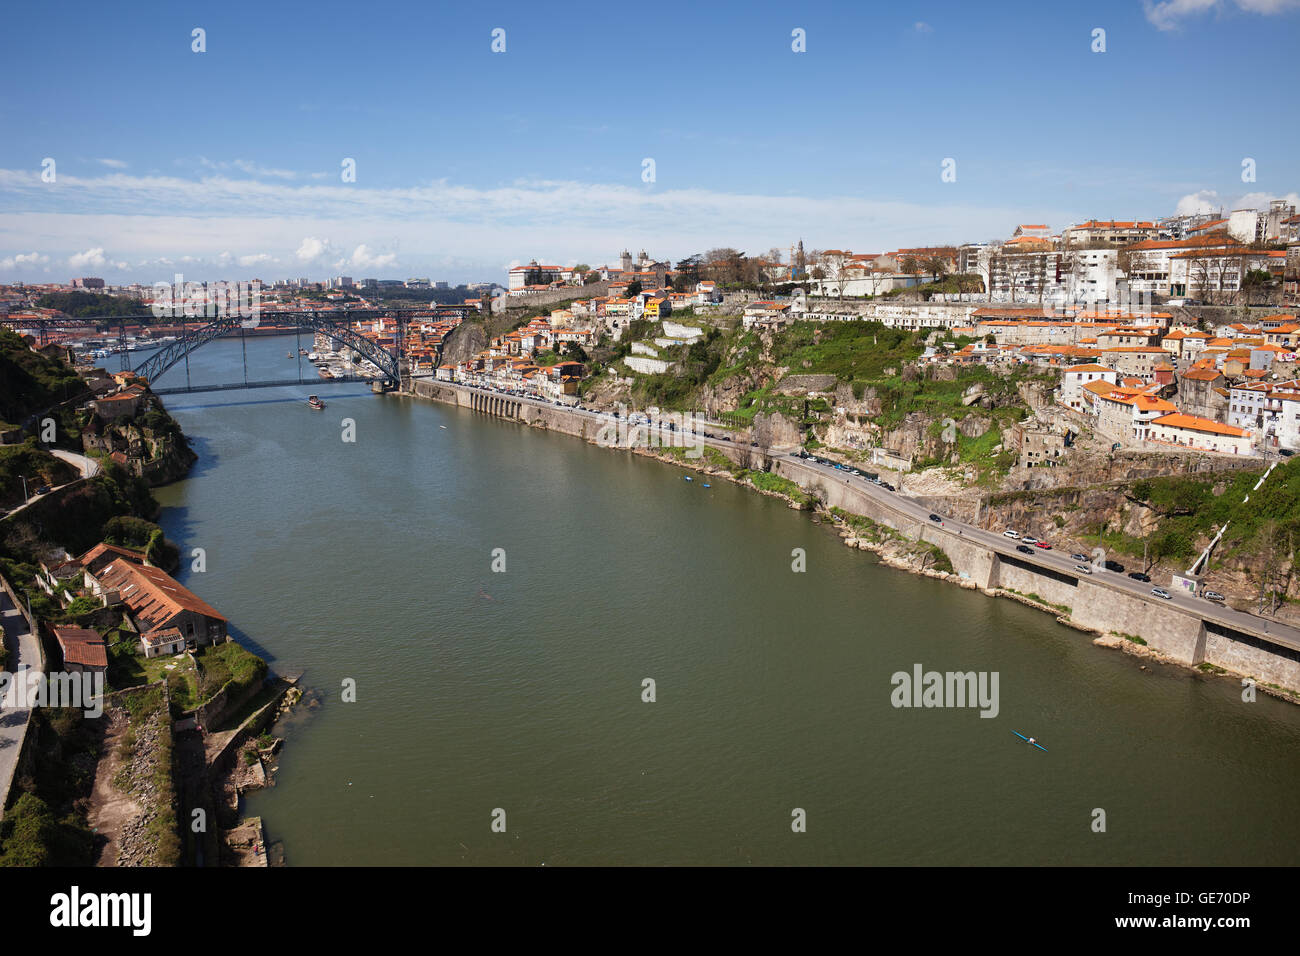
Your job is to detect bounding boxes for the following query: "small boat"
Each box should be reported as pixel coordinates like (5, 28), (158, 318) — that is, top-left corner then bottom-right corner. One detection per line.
(702, 483), (711, 488)
(439, 425), (447, 429)
(287, 351), (294, 358)
(684, 476), (693, 482)
(307, 395), (325, 410)
(1012, 731), (1047, 752)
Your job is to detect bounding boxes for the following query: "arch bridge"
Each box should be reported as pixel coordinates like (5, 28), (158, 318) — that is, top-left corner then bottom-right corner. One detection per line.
(130, 310), (408, 389)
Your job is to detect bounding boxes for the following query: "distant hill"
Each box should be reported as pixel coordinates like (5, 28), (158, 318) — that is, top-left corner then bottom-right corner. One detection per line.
(35, 290), (150, 318)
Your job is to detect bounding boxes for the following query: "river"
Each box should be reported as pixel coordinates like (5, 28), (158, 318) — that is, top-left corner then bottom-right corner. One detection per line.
(146, 334), (1300, 865)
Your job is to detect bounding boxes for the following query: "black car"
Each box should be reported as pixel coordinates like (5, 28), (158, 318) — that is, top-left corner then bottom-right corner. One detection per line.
(928, 514), (942, 522)
(1016, 545), (1035, 555)
(1104, 560), (1125, 573)
(1127, 571), (1151, 583)
(880, 482), (894, 491)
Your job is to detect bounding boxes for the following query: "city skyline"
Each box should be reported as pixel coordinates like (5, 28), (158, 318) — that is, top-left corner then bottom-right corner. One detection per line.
(2, 0), (1299, 285)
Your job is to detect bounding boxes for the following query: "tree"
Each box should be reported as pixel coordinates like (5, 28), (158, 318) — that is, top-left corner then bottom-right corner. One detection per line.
(559, 341), (589, 363)
(675, 254), (702, 288)
(625, 280), (642, 299)
(902, 256), (922, 289)
(1241, 268), (1272, 305)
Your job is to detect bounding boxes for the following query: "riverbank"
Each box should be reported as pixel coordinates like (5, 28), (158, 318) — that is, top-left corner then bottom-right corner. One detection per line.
(404, 381), (1300, 704)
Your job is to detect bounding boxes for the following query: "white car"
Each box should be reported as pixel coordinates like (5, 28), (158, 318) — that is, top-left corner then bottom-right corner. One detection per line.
(1020, 536), (1038, 545)
(1003, 530), (1020, 538)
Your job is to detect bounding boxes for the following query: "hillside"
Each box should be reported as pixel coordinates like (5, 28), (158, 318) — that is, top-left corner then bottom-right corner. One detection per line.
(0, 328), (86, 429)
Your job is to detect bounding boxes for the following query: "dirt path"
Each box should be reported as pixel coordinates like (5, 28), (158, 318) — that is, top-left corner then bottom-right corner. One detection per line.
(87, 709), (140, 867)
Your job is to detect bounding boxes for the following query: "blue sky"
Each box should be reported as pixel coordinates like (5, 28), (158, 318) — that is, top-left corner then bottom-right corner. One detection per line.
(1, 0), (1297, 285)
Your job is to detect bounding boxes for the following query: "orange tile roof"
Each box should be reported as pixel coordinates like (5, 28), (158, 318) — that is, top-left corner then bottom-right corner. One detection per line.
(97, 560), (226, 630)
(1150, 413), (1249, 437)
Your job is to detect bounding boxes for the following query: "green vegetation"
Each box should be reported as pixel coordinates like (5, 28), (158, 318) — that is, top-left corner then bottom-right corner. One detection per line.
(923, 543), (954, 574)
(829, 507), (904, 544)
(1115, 462), (1299, 569)
(103, 514), (179, 571)
(0, 792), (92, 866)
(0, 459), (160, 584)
(769, 321), (925, 381)
(0, 440), (79, 509)
(1118, 632), (1149, 646)
(35, 291), (150, 318)
(881, 273), (984, 298)
(630, 327), (725, 410)
(1003, 589), (1071, 616)
(740, 469), (815, 508)
(115, 684), (181, 865)
(0, 707), (97, 866)
(195, 641), (267, 702)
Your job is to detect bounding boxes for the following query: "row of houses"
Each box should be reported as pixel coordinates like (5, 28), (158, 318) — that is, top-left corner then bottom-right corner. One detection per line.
(36, 542), (229, 673)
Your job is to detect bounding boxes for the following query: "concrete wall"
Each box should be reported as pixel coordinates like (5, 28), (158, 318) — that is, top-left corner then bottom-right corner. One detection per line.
(770, 456), (1299, 686)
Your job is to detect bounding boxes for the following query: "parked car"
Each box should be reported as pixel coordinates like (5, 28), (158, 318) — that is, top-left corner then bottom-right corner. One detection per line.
(1203, 590), (1226, 602)
(1020, 536), (1039, 545)
(1128, 572), (1151, 583)
(36, 485), (51, 495)
(928, 514), (942, 523)
(1016, 545), (1035, 555)
(1151, 587), (1172, 600)
(1070, 553), (1089, 562)
(880, 482), (894, 491)
(1035, 541), (1051, 550)
(1074, 564), (1093, 574)
(1104, 560), (1125, 573)
(1003, 530), (1021, 538)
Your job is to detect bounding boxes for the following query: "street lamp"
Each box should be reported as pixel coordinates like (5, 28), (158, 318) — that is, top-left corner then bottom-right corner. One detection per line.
(19, 474), (28, 503)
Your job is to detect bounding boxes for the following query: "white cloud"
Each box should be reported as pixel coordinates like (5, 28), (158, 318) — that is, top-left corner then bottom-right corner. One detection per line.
(68, 246), (108, 269)
(0, 251), (48, 269)
(97, 158), (128, 169)
(0, 166), (1083, 283)
(348, 243), (397, 271)
(1175, 188), (1300, 216)
(1235, 190), (1300, 210)
(1175, 189), (1221, 215)
(914, 21), (933, 32)
(232, 159), (296, 179)
(238, 252), (274, 267)
(295, 236), (335, 262)
(1235, 0), (1300, 12)
(1143, 0), (1299, 30)
(199, 157), (297, 179)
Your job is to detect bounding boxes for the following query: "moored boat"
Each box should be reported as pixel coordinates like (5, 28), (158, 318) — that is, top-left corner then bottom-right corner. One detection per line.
(307, 395), (325, 410)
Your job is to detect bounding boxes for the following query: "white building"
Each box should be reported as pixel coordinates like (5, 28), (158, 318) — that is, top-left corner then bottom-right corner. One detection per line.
(1059, 363), (1118, 411)
(1145, 413), (1254, 456)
